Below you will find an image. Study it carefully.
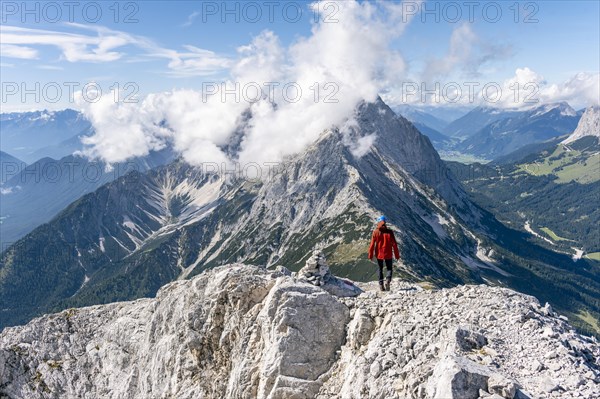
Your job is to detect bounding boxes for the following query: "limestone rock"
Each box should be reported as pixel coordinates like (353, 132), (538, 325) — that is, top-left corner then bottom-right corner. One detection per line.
(1, 264), (599, 399)
(454, 326), (488, 352)
(426, 356), (491, 399)
(488, 373), (519, 398)
(347, 309), (375, 349)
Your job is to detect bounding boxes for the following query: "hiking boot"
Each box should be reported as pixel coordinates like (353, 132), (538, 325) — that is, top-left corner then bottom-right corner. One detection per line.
(379, 283), (385, 292)
(385, 280), (391, 291)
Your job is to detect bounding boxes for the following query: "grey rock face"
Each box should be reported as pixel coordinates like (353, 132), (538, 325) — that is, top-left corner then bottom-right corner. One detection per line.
(427, 356), (491, 399)
(1, 263), (599, 399)
(454, 326), (488, 352)
(255, 278), (349, 398)
(562, 106), (600, 144)
(487, 373), (519, 398)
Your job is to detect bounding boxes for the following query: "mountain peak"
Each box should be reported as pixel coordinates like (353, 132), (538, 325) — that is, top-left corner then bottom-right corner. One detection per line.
(530, 102), (577, 117)
(562, 105), (600, 144)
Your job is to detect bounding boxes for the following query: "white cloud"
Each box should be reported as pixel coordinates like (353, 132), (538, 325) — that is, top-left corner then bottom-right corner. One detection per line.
(181, 11), (200, 28)
(230, 0), (417, 166)
(0, 23), (231, 76)
(0, 43), (38, 59)
(72, 0), (598, 168)
(540, 72), (600, 107)
(76, 91), (171, 162)
(77, 0), (417, 167)
(493, 68), (600, 109)
(384, 65), (598, 110)
(1, 25), (130, 62)
(423, 24), (476, 80)
(37, 65), (64, 71)
(341, 118), (377, 158)
(150, 45), (232, 77)
(422, 23), (512, 81)
(76, 87), (246, 166)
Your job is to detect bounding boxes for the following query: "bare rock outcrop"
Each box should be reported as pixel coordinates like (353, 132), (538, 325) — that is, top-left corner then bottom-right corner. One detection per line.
(562, 106), (600, 144)
(1, 259), (599, 399)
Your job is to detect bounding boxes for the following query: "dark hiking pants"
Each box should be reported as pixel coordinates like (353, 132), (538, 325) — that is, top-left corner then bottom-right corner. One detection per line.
(377, 258), (393, 284)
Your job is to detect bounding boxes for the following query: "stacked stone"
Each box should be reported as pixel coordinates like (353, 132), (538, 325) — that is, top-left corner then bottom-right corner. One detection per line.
(299, 250), (331, 286)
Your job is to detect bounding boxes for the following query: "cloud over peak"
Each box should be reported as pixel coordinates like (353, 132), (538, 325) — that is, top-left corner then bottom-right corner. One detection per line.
(77, 0), (417, 167)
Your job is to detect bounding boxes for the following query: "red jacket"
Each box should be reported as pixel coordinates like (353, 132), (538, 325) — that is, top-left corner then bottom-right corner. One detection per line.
(368, 222), (400, 260)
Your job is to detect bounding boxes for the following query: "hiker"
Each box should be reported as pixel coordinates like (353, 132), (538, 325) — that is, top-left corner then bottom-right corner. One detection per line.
(368, 216), (400, 291)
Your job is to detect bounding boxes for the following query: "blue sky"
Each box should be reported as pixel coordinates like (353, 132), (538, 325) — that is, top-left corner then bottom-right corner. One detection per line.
(1, 0), (599, 111)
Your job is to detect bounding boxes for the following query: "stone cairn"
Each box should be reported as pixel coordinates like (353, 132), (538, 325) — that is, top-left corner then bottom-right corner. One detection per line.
(299, 250), (331, 287)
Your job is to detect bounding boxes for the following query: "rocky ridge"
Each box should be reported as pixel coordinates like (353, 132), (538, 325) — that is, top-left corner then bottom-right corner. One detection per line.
(1, 254), (598, 399)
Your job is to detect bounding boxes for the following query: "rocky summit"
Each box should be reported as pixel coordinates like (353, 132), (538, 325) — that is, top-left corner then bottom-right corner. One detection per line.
(1, 254), (599, 399)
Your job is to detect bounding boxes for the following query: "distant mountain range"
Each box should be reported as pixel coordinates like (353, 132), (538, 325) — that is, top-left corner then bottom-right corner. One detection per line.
(0, 150), (176, 248)
(393, 104), (471, 125)
(447, 107), (599, 261)
(442, 106), (523, 139)
(0, 151), (25, 184)
(490, 136), (565, 166)
(0, 109), (90, 163)
(393, 105), (452, 132)
(399, 102), (585, 161)
(392, 105), (458, 151)
(491, 105), (598, 166)
(2, 97), (598, 338)
(454, 102), (581, 159)
(410, 122), (455, 150)
(514, 107), (600, 185)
